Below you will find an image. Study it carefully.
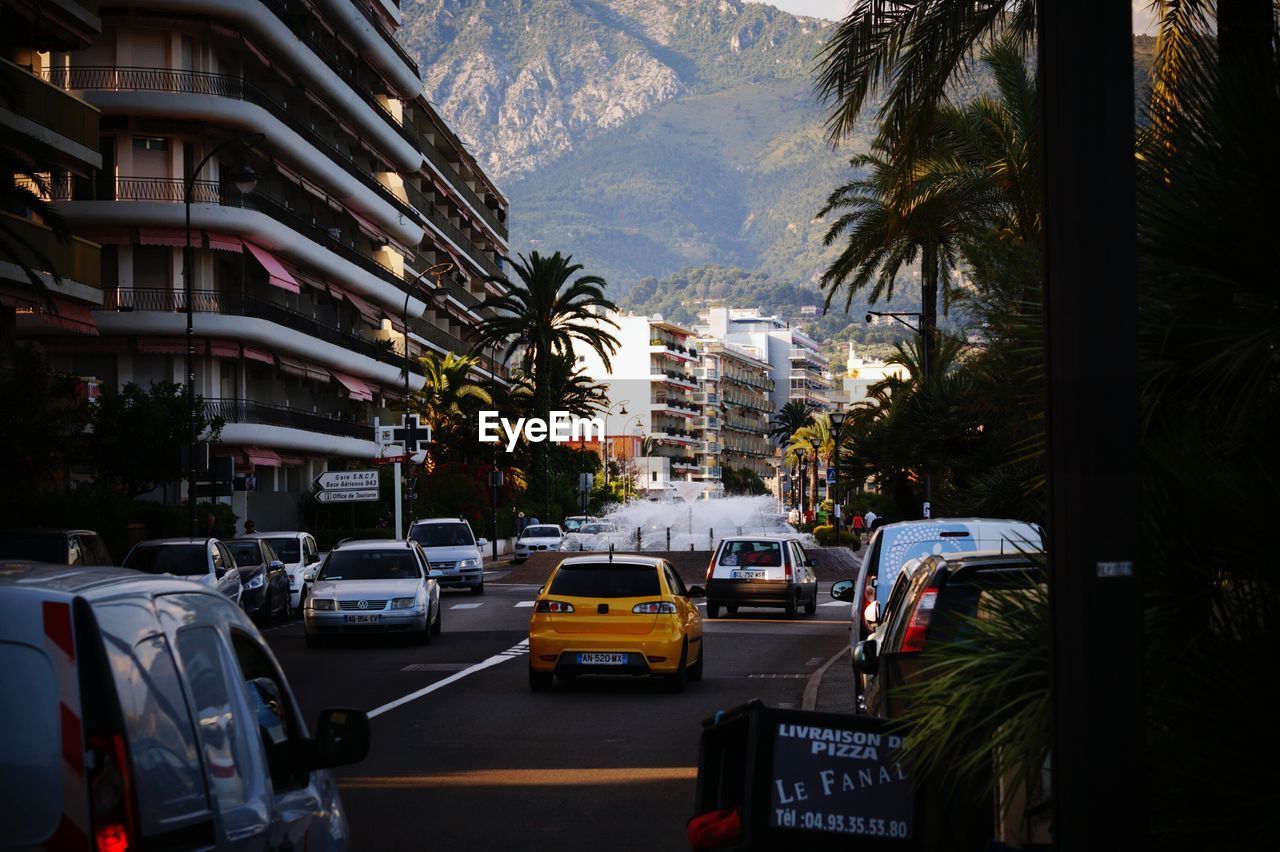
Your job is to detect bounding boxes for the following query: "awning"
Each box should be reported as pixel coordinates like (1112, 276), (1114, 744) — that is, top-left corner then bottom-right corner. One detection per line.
(350, 209), (386, 243)
(210, 341), (240, 358)
(245, 447), (281, 467)
(337, 287), (380, 324)
(8, 295), (99, 335)
(304, 363), (330, 382)
(277, 354), (307, 378)
(331, 370), (374, 402)
(137, 338), (187, 354)
(139, 229), (195, 247)
(205, 232), (242, 253)
(244, 240), (300, 294)
(278, 455), (304, 467)
(244, 347), (273, 365)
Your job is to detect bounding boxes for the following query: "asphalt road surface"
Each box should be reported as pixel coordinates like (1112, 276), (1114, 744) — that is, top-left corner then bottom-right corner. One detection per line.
(264, 579), (852, 851)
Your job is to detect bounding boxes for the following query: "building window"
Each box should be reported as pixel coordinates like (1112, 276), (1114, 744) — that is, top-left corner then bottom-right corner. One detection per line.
(133, 137), (168, 151)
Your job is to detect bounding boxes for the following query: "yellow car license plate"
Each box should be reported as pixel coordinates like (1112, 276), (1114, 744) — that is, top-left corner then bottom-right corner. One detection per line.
(578, 653), (627, 665)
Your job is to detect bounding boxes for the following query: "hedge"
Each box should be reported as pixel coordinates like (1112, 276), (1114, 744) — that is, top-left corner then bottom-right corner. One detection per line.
(812, 524), (861, 549)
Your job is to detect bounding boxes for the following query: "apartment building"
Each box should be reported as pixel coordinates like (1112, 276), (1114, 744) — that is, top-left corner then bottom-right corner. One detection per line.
(1, 1), (103, 337)
(576, 314), (703, 493)
(12, 0), (508, 525)
(702, 307), (832, 411)
(694, 340), (774, 486)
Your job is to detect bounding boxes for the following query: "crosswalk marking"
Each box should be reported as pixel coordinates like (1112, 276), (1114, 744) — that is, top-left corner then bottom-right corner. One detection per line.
(514, 600), (535, 608)
(819, 601), (850, 608)
(451, 602), (483, 610)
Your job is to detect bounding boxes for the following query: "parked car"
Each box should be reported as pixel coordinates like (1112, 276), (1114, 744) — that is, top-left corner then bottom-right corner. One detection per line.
(121, 538), (242, 604)
(225, 538), (291, 623)
(304, 539), (441, 646)
(561, 515), (599, 533)
(0, 562), (369, 850)
(835, 551), (1042, 718)
(528, 555), (705, 692)
(0, 528), (113, 566)
(841, 518), (1044, 706)
(242, 530), (321, 609)
(512, 524), (564, 564)
(407, 517), (487, 594)
(703, 535), (819, 619)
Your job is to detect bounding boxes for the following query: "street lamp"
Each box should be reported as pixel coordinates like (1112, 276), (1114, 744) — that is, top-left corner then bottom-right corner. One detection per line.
(401, 261), (455, 530)
(185, 131), (263, 537)
(621, 413), (645, 502)
(864, 310), (931, 518)
(602, 400), (630, 490)
(828, 410), (847, 538)
(808, 434), (821, 519)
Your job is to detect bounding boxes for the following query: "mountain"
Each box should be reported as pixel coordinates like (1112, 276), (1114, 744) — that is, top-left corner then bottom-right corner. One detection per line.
(398, 0), (860, 291)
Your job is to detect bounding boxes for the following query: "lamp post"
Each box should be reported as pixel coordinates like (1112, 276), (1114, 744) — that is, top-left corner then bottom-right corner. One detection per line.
(602, 400), (630, 491)
(401, 261), (455, 532)
(621, 414), (644, 502)
(828, 410), (847, 540)
(865, 310), (930, 518)
(808, 434), (821, 520)
(797, 449), (808, 519)
(185, 131), (263, 537)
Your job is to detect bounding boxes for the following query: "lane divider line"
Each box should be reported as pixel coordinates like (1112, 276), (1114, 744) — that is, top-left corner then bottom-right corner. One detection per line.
(450, 603), (484, 610)
(514, 601), (535, 608)
(368, 639), (529, 719)
(802, 647), (847, 711)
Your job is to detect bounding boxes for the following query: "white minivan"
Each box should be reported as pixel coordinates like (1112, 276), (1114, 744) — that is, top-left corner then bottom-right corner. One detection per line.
(0, 563), (369, 851)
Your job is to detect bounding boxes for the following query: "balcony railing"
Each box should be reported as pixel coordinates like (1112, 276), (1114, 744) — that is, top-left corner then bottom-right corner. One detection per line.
(405, 180), (504, 279)
(404, 105), (509, 241)
(204, 397), (371, 440)
(404, 313), (507, 380)
(0, 212), (101, 288)
(48, 66), (424, 230)
(101, 287), (415, 375)
(2, 59), (99, 156)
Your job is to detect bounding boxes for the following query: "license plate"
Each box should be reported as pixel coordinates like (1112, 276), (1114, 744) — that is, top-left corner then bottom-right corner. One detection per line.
(732, 569), (767, 579)
(578, 653), (628, 665)
(345, 614), (381, 624)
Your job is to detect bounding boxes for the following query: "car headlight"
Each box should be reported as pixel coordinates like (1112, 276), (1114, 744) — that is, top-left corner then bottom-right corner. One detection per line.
(390, 597), (417, 609)
(459, 558), (479, 569)
(243, 573), (265, 590)
(309, 598), (336, 611)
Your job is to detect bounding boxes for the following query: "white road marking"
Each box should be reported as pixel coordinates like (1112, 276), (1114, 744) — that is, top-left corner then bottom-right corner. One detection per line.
(450, 603), (483, 610)
(819, 601), (850, 607)
(369, 639), (529, 719)
(802, 648), (848, 711)
(514, 601), (535, 608)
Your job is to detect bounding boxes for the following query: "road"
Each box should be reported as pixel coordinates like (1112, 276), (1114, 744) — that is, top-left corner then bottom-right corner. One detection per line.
(263, 577), (853, 851)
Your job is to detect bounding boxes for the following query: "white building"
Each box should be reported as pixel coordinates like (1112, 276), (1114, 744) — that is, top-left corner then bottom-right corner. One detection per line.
(829, 344), (909, 411)
(701, 307), (832, 411)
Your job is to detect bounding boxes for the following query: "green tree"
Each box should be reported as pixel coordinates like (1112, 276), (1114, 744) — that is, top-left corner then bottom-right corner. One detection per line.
(410, 351), (492, 463)
(768, 400), (814, 445)
(511, 350), (608, 420)
(0, 346), (88, 489)
(83, 382), (223, 498)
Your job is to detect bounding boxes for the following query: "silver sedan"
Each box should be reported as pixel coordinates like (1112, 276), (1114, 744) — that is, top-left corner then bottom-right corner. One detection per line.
(304, 540), (441, 647)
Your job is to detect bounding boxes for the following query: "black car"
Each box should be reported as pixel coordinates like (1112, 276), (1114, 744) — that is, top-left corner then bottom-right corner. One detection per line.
(225, 538), (291, 623)
(832, 551), (1042, 718)
(0, 529), (113, 566)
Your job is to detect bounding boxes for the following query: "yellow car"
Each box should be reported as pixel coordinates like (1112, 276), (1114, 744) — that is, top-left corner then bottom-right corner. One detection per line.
(528, 555), (705, 692)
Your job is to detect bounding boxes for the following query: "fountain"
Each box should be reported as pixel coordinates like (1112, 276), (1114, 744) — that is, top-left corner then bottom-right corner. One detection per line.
(587, 492), (810, 552)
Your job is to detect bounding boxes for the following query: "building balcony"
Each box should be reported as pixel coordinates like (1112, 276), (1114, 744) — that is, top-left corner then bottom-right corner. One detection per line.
(403, 180), (505, 280)
(204, 397), (371, 440)
(0, 59), (100, 172)
(651, 429), (699, 446)
(650, 369), (698, 389)
(51, 66), (421, 245)
(649, 340), (699, 363)
(405, 105), (510, 243)
(0, 212), (101, 290)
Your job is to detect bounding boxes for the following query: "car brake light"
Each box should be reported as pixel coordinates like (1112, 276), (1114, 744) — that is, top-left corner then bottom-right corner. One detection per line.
(900, 587), (939, 652)
(632, 602), (677, 614)
(534, 600), (575, 613)
(705, 556), (715, 581)
(784, 558), (793, 580)
(88, 732), (136, 852)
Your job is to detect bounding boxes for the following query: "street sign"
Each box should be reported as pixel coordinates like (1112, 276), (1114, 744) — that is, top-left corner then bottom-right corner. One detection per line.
(315, 489), (379, 504)
(314, 469), (378, 490)
(826, 467), (836, 484)
(373, 455), (409, 465)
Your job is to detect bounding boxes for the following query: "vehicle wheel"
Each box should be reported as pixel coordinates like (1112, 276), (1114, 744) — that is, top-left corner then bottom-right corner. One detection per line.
(529, 665), (553, 692)
(257, 591), (272, 625)
(706, 602), (721, 619)
(688, 640), (704, 682)
(419, 603), (434, 646)
(727, 605), (739, 615)
(804, 590), (817, 616)
(471, 581), (485, 595)
(431, 601), (443, 636)
(665, 641), (688, 693)
(785, 592), (798, 618)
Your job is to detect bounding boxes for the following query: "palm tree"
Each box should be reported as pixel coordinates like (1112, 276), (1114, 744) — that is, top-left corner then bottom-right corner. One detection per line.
(813, 0), (1035, 152)
(511, 350), (607, 419)
(410, 352), (492, 462)
(768, 401), (814, 445)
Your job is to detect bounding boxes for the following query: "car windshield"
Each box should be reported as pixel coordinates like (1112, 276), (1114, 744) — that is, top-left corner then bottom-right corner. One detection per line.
(263, 537), (301, 562)
(563, 518), (588, 531)
(579, 524), (611, 535)
(523, 527), (559, 539)
(548, 563), (660, 598)
(409, 523), (474, 548)
(225, 542), (265, 567)
(124, 545), (207, 576)
(717, 540), (783, 568)
(0, 535), (64, 562)
(318, 550), (421, 581)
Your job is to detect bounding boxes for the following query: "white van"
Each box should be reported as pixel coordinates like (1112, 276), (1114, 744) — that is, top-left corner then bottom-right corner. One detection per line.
(0, 563), (368, 851)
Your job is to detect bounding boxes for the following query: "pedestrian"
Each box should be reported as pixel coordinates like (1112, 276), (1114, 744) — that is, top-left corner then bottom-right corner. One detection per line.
(516, 512), (526, 536)
(202, 512), (222, 539)
(852, 512), (865, 535)
(863, 509), (878, 530)
(244, 519), (257, 535)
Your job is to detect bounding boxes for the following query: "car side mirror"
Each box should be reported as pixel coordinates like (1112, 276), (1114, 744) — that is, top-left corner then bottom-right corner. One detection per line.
(300, 708), (370, 771)
(830, 579), (855, 602)
(852, 639), (878, 674)
(687, 585), (706, 599)
(269, 560), (284, 570)
(863, 600), (882, 629)
(537, 585), (545, 595)
(307, 554), (321, 565)
(477, 538), (488, 547)
(807, 558), (819, 569)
